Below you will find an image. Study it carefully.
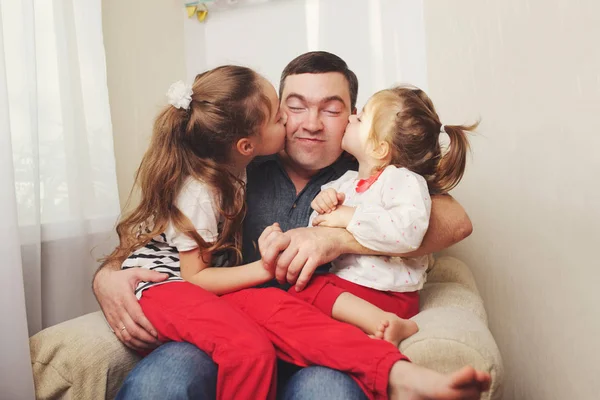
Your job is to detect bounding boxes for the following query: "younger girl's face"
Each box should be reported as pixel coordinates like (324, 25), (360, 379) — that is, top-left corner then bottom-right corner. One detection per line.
(341, 103), (374, 161)
(255, 80), (286, 156)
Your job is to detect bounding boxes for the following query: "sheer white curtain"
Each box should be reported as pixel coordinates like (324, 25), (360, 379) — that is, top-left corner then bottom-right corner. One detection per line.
(0, 0), (120, 397)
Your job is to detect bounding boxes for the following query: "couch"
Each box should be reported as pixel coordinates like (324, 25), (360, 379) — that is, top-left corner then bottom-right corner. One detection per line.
(29, 256), (504, 399)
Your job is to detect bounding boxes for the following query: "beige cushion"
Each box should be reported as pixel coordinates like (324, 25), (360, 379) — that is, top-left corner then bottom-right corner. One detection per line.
(401, 256), (504, 399)
(29, 312), (140, 400)
(30, 256), (503, 399)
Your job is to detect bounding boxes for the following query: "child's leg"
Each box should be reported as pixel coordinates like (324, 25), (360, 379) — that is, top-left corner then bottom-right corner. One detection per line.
(289, 273), (419, 346)
(226, 287), (404, 400)
(388, 362), (492, 400)
(227, 287), (490, 400)
(332, 292), (418, 347)
(139, 282), (277, 400)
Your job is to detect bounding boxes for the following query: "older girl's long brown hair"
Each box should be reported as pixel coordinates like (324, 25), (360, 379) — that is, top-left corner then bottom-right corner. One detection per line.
(103, 65), (271, 267)
(368, 85), (477, 194)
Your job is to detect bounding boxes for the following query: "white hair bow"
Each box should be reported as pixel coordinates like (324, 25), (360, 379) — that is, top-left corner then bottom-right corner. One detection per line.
(166, 80), (193, 110)
(439, 125), (451, 157)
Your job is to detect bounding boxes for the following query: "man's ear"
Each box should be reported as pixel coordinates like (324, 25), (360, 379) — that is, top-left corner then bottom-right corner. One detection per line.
(236, 137), (255, 157)
(372, 140), (390, 161)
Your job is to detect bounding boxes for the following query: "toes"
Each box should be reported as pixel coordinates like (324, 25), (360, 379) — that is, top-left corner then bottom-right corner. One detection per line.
(377, 320), (389, 332)
(450, 366), (478, 388)
(476, 371), (492, 391)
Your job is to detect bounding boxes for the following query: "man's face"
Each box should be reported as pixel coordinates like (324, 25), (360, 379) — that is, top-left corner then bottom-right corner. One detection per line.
(280, 72), (352, 172)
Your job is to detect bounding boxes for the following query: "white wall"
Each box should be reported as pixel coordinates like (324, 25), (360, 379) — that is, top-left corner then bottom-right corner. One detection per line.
(105, 0), (427, 204)
(184, 0), (427, 109)
(424, 1), (600, 399)
(103, 0), (186, 208)
(105, 1), (600, 398)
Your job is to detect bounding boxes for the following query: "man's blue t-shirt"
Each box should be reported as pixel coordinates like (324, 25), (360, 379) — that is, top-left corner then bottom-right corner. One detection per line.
(242, 154), (357, 287)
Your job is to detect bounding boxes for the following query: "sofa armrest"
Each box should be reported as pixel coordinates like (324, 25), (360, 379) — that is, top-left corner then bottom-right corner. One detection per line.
(400, 306), (504, 400)
(399, 256), (504, 400)
(30, 311), (140, 400)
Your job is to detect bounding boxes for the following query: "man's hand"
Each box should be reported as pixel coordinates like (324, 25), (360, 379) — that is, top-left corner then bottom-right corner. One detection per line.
(260, 225), (345, 291)
(93, 266), (167, 351)
(312, 205), (355, 228)
(311, 188), (345, 214)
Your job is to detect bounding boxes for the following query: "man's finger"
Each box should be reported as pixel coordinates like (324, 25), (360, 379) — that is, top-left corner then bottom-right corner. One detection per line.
(113, 328), (127, 347)
(136, 269), (169, 284)
(337, 192), (345, 204)
(295, 258), (319, 291)
(276, 247), (298, 283)
(123, 297), (161, 344)
(119, 313), (159, 350)
(123, 331), (156, 351)
(120, 309), (157, 345)
(123, 342), (139, 351)
(128, 338), (154, 352)
(119, 325), (153, 352)
(286, 252), (308, 285)
(112, 321), (145, 351)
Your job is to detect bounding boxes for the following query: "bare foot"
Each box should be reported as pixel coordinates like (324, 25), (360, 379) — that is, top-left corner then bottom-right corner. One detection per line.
(388, 362), (491, 400)
(375, 313), (419, 347)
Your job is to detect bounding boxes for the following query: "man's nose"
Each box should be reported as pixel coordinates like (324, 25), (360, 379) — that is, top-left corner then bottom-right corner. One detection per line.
(303, 109), (324, 133)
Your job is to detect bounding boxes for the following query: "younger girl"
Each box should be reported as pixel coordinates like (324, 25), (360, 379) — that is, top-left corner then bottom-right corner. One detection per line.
(291, 85), (477, 347)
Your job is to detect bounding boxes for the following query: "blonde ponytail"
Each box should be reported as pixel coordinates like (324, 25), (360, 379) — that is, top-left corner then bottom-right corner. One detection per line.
(434, 122), (477, 194)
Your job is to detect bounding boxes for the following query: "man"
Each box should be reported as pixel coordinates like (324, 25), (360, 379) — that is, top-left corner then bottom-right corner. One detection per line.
(94, 51), (477, 399)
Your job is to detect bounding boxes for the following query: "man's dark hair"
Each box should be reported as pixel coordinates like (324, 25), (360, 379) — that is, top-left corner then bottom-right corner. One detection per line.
(279, 51), (358, 111)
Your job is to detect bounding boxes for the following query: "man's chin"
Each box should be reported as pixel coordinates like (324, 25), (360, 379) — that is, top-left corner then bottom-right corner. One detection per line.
(298, 158), (336, 172)
(284, 146), (340, 168)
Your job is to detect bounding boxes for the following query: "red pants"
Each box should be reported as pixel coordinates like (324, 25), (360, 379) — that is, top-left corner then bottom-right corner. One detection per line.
(140, 282), (408, 400)
(139, 282), (278, 400)
(288, 273), (420, 319)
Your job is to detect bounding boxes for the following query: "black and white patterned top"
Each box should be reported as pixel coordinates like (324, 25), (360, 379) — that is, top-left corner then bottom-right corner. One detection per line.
(121, 177), (233, 299)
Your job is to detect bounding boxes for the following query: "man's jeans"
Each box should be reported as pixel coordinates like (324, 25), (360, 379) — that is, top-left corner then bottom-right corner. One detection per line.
(116, 342), (368, 400)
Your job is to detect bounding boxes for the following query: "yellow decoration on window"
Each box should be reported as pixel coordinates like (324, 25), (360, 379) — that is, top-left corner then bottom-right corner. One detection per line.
(185, 1), (209, 22)
(186, 5), (197, 17)
(196, 8), (208, 21)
